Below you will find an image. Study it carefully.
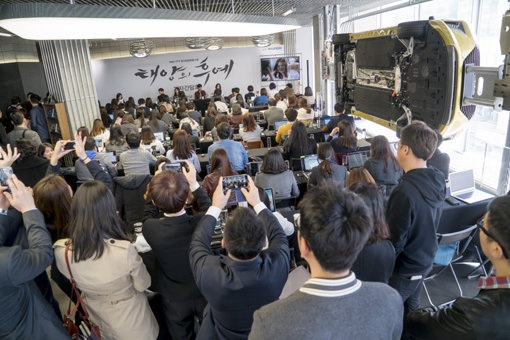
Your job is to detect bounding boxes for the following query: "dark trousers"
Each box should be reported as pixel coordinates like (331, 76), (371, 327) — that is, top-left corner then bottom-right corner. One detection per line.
(162, 294), (207, 340)
(389, 272), (426, 314)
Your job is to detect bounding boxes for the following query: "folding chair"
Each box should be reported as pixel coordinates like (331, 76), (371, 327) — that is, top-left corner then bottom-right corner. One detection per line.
(246, 140), (264, 149)
(422, 224), (478, 307)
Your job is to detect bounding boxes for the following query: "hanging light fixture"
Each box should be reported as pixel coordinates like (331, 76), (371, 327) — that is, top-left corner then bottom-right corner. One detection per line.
(185, 37), (211, 49)
(129, 39), (154, 58)
(252, 35), (274, 47)
(205, 38), (224, 51)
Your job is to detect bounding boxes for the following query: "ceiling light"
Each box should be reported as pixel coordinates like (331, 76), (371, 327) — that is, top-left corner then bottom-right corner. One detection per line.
(0, 3), (301, 40)
(185, 37), (211, 49)
(282, 7), (297, 17)
(129, 39), (154, 58)
(252, 35), (274, 47)
(205, 38), (224, 51)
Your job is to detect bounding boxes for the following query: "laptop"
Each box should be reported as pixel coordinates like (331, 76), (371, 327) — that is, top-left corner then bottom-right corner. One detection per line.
(154, 132), (164, 141)
(347, 151), (370, 170)
(98, 152), (117, 164)
(449, 169), (495, 204)
(274, 120), (287, 131)
(301, 154), (319, 173)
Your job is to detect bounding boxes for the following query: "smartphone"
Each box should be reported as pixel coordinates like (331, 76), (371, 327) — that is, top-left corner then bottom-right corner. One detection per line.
(94, 138), (103, 150)
(0, 167), (13, 186)
(63, 141), (76, 151)
(222, 175), (248, 206)
(162, 163), (183, 172)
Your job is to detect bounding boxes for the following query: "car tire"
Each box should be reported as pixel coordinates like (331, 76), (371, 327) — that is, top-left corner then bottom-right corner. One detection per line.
(332, 33), (350, 45)
(397, 21), (428, 39)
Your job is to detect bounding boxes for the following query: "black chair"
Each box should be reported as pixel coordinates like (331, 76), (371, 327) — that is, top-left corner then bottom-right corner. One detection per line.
(290, 158), (303, 171)
(249, 105), (268, 112)
(275, 196), (297, 210)
(422, 224), (478, 307)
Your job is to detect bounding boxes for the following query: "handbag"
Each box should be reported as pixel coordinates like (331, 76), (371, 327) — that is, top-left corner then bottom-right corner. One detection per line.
(62, 243), (101, 340)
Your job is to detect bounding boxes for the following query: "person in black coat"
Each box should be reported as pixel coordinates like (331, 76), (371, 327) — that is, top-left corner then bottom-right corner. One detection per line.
(405, 195), (510, 339)
(0, 174), (69, 340)
(386, 122), (446, 313)
(12, 138), (49, 188)
(426, 129), (450, 179)
(308, 142), (347, 188)
(142, 161), (210, 339)
(326, 120), (357, 154)
(114, 174), (151, 234)
(349, 182), (395, 283)
(282, 121), (317, 161)
(189, 176), (290, 340)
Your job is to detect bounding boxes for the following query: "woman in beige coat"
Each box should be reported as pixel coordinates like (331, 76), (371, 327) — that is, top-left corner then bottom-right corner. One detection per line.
(54, 180), (158, 340)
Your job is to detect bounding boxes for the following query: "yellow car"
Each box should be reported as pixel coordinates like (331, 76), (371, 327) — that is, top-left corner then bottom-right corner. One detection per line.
(333, 19), (478, 137)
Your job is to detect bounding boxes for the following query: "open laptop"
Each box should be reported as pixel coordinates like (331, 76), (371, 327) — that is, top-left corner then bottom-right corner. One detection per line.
(274, 120), (287, 131)
(301, 154), (319, 173)
(449, 169), (495, 204)
(347, 151), (370, 170)
(154, 132), (164, 141)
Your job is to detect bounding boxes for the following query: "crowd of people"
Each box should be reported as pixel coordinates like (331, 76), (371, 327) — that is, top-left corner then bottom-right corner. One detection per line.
(0, 85), (508, 340)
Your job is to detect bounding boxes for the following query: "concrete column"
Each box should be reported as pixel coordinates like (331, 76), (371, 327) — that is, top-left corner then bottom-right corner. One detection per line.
(39, 39), (99, 132)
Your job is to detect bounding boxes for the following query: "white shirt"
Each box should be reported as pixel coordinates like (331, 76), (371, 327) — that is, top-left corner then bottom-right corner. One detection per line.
(276, 100), (288, 111)
(239, 125), (262, 142)
(214, 101), (229, 113)
(297, 108), (314, 122)
(142, 139), (165, 155)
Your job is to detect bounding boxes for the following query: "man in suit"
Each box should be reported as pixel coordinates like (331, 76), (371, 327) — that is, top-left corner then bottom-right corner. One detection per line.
(189, 176), (290, 340)
(249, 184), (403, 339)
(143, 161), (209, 339)
(29, 94), (50, 143)
(264, 98), (284, 129)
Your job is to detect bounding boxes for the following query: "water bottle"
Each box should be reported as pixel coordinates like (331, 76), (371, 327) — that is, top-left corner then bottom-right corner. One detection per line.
(267, 137), (271, 148)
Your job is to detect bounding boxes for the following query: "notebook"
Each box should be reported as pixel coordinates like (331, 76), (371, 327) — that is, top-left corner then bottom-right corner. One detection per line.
(449, 169), (495, 204)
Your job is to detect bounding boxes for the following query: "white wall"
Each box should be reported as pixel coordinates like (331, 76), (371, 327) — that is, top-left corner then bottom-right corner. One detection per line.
(295, 25), (315, 94)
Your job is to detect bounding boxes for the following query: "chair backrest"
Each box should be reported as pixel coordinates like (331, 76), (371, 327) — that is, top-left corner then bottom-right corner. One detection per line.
(437, 224), (478, 245)
(290, 158), (303, 171)
(275, 196), (297, 209)
(246, 140), (264, 149)
(335, 152), (349, 165)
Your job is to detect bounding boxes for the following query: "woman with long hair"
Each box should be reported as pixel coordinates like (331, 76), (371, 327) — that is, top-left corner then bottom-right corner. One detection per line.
(116, 92), (124, 104)
(274, 93), (287, 111)
(203, 102), (218, 132)
(287, 94), (298, 109)
(140, 126), (165, 155)
(239, 112), (261, 143)
(346, 167), (376, 188)
(105, 124), (128, 154)
(255, 148), (299, 199)
(54, 180), (158, 340)
(201, 148), (237, 198)
(297, 97), (313, 127)
(327, 120), (357, 153)
(166, 129), (200, 170)
(308, 142), (347, 188)
(364, 135), (403, 196)
(120, 113), (138, 136)
(134, 107), (146, 129)
(229, 103), (243, 129)
(90, 118), (110, 142)
(348, 182), (395, 283)
(283, 121), (317, 161)
(148, 110), (170, 135)
(211, 114), (228, 142)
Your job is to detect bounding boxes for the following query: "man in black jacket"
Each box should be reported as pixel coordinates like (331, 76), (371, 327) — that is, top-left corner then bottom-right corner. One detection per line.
(189, 176), (290, 340)
(386, 121), (446, 313)
(142, 161), (210, 339)
(405, 195), (510, 339)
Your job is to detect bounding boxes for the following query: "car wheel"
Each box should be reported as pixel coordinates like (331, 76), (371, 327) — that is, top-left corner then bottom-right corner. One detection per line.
(332, 33), (350, 45)
(397, 21), (429, 39)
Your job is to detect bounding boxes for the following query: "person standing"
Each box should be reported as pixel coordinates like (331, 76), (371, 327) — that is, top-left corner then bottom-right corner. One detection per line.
(29, 94), (50, 143)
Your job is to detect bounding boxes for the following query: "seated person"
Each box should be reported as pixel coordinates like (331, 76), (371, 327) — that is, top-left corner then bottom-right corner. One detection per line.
(181, 122), (200, 150)
(186, 102), (202, 126)
(12, 139), (49, 188)
(346, 167), (376, 188)
(194, 83), (207, 100)
(264, 98), (284, 129)
(275, 108), (297, 144)
(213, 90), (229, 114)
(140, 126), (165, 155)
(308, 142), (347, 188)
(327, 120), (357, 154)
(0, 174), (70, 340)
(228, 103), (243, 129)
(322, 102), (356, 133)
(120, 113), (138, 136)
(245, 85), (255, 104)
(348, 182), (395, 283)
(117, 131), (156, 176)
(211, 114), (228, 142)
(105, 124), (129, 154)
(143, 161), (209, 339)
(255, 148), (299, 200)
(364, 135), (403, 197)
(426, 129), (450, 179)
(203, 103), (218, 132)
(296, 97), (313, 128)
(405, 195), (510, 339)
(190, 176), (290, 339)
(166, 129), (201, 170)
(202, 148), (238, 199)
(147, 111), (171, 136)
(7, 111), (41, 147)
(207, 123), (248, 172)
(252, 88), (269, 106)
(282, 121), (317, 161)
(239, 113), (262, 143)
(75, 136), (117, 183)
(249, 184), (403, 339)
(179, 112), (200, 133)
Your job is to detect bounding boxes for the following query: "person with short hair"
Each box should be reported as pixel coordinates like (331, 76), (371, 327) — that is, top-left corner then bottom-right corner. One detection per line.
(239, 113), (262, 143)
(7, 111), (42, 147)
(252, 88), (269, 106)
(249, 184), (403, 340)
(308, 142), (347, 188)
(275, 108), (297, 144)
(264, 98), (284, 129)
(322, 102), (356, 133)
(143, 161), (209, 339)
(166, 129), (201, 170)
(13, 138), (49, 187)
(207, 123), (248, 172)
(405, 195), (510, 338)
(117, 131), (156, 176)
(255, 148), (299, 199)
(213, 91), (229, 114)
(387, 121), (446, 313)
(157, 87), (165, 103)
(426, 129), (450, 179)
(138, 98), (151, 117)
(29, 94), (50, 142)
(245, 85), (255, 104)
(74, 136), (116, 185)
(268, 82), (278, 98)
(186, 102), (202, 126)
(194, 84), (207, 100)
(190, 175), (290, 339)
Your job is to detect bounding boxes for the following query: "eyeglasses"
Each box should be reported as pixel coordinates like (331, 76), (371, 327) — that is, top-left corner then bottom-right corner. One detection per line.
(477, 218), (508, 259)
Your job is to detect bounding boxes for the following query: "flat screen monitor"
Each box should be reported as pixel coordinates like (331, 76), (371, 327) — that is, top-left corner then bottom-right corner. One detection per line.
(154, 132), (164, 141)
(261, 56), (300, 81)
(301, 154), (319, 172)
(274, 120), (287, 131)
